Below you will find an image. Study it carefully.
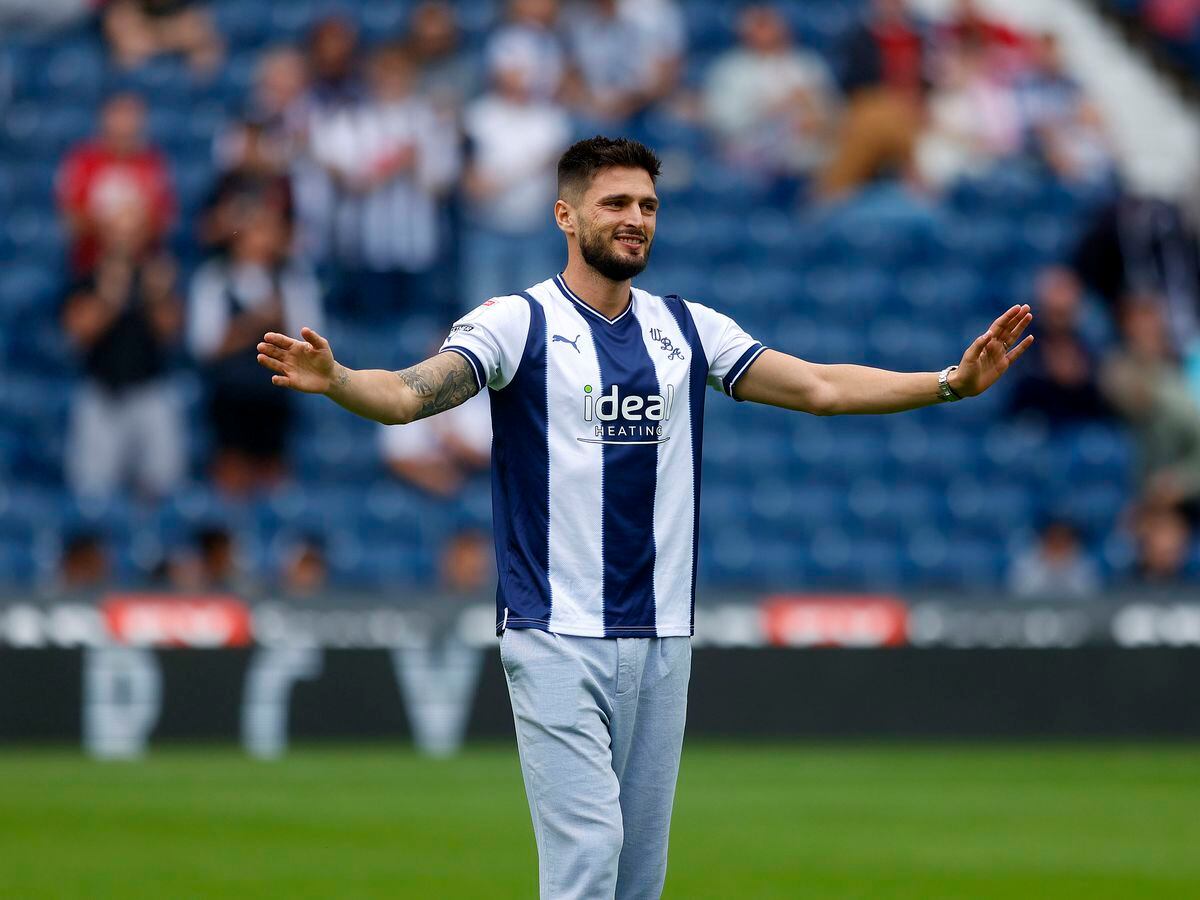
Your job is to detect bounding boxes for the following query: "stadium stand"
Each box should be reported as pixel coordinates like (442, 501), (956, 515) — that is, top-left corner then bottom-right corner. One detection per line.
(1, 0), (1196, 594)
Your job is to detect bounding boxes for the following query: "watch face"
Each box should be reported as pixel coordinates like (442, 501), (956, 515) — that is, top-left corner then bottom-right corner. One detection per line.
(938, 370), (954, 401)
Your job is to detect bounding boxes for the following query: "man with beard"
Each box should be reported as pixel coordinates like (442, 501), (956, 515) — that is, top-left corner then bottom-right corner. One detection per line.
(255, 136), (1034, 899)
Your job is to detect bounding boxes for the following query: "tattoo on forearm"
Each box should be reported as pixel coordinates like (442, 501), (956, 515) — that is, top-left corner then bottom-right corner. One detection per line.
(334, 364), (350, 388)
(395, 354), (479, 421)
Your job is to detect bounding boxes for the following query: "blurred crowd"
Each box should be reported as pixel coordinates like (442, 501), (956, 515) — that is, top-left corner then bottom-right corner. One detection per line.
(1005, 190), (1200, 595)
(3, 0), (1200, 595)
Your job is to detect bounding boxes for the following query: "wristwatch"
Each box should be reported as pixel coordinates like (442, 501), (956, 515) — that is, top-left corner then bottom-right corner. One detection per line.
(938, 365), (962, 402)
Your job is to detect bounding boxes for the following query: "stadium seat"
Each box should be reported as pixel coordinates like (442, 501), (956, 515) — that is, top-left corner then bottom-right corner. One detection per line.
(40, 43), (107, 102)
(210, 0), (273, 49)
(0, 538), (38, 583)
(0, 264), (61, 320)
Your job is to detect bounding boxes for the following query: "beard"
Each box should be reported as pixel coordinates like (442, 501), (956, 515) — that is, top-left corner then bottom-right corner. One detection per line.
(578, 220), (653, 282)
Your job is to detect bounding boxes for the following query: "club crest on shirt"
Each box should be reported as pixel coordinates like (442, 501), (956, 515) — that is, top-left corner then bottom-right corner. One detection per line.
(648, 328), (685, 362)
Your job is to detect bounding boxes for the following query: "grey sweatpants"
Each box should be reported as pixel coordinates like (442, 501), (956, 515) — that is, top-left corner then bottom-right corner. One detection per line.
(500, 628), (691, 900)
(66, 379), (185, 501)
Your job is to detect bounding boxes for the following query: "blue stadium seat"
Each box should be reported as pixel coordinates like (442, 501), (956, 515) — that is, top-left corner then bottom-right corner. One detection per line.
(938, 212), (1017, 270)
(800, 266), (892, 328)
(0, 538), (38, 583)
(40, 42), (107, 102)
(268, 0), (330, 42)
(0, 158), (57, 208)
(361, 2), (408, 39)
(211, 0), (273, 49)
(0, 264), (61, 320)
(2, 208), (66, 262)
(635, 261), (710, 303)
(162, 486), (256, 535)
(895, 264), (983, 315)
(687, 4), (735, 54)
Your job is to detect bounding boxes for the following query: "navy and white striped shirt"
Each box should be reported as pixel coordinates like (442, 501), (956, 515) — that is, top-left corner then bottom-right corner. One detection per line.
(442, 276), (765, 638)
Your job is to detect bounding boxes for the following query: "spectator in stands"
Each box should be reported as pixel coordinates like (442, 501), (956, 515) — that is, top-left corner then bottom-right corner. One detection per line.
(702, 5), (836, 186)
(439, 529), (493, 593)
(1008, 520), (1102, 598)
(461, 53), (571, 307)
(616, 0), (686, 107)
(58, 531), (111, 590)
(916, 31), (1021, 190)
(164, 525), (251, 592)
(294, 17), (365, 264)
(188, 204), (323, 495)
(380, 388), (490, 497)
(200, 118), (295, 254)
(821, 0), (927, 198)
(61, 199), (186, 502)
(1132, 504), (1193, 584)
(307, 15), (363, 106)
(406, 1), (478, 115)
(1073, 195), (1200, 358)
(57, 93), (174, 275)
(564, 0), (678, 125)
(309, 44), (460, 317)
(1015, 33), (1113, 187)
(485, 0), (567, 103)
(237, 48), (316, 261)
(1008, 268), (1111, 424)
(195, 526), (240, 590)
(102, 0), (224, 76)
(935, 0), (1031, 74)
(244, 47), (310, 152)
(279, 534), (328, 596)
(1101, 300), (1200, 517)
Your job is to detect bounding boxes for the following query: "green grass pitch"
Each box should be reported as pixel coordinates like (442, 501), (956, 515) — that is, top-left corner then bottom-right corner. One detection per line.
(1, 743), (1198, 898)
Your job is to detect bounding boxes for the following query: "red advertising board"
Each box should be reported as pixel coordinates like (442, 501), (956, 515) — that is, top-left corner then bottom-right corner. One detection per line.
(101, 594), (253, 648)
(761, 594), (909, 647)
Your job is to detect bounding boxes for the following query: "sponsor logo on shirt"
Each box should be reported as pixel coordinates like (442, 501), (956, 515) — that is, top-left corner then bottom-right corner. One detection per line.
(579, 384), (673, 445)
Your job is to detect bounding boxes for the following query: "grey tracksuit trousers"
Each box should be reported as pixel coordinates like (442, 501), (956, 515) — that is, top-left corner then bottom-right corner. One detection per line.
(500, 628), (692, 900)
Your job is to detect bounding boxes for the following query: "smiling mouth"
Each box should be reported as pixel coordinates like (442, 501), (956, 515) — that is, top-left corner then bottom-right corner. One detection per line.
(615, 234), (645, 249)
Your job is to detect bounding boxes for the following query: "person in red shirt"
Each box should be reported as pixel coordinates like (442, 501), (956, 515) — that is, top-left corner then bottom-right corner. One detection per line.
(57, 93), (175, 275)
(938, 0), (1032, 74)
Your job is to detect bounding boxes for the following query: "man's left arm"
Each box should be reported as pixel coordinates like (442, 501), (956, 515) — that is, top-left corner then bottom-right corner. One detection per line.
(736, 305), (1034, 415)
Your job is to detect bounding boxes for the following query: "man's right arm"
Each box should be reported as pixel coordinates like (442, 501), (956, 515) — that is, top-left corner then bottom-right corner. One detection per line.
(257, 327), (480, 426)
(329, 352), (480, 425)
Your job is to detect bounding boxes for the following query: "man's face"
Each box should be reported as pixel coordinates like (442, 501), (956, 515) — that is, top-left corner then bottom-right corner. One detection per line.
(570, 166), (658, 282)
(101, 96), (145, 155)
(311, 19), (357, 79)
(740, 7), (788, 53)
(412, 2), (457, 54)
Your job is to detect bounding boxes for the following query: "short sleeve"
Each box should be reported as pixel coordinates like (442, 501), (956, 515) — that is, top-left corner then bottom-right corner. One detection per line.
(440, 295), (532, 391)
(684, 299), (767, 400)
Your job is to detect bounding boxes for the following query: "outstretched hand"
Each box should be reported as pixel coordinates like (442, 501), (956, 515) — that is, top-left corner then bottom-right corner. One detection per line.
(951, 304), (1034, 398)
(256, 327), (338, 394)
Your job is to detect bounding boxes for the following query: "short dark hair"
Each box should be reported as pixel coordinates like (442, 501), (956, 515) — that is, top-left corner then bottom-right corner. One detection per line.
(557, 136), (662, 202)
